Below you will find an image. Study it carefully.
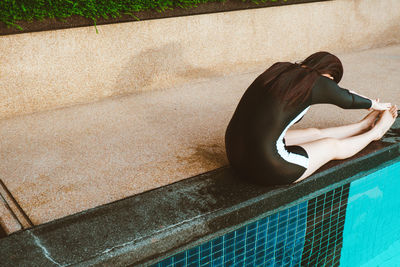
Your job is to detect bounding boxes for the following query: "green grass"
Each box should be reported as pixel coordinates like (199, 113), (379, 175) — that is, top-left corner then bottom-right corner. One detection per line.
(0, 0), (284, 32)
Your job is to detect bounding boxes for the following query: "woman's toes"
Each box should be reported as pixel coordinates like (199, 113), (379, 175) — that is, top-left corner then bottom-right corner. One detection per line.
(374, 110), (395, 140)
(361, 110), (380, 128)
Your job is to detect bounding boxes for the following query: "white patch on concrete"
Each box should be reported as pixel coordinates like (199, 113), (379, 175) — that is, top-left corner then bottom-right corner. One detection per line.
(28, 230), (64, 267)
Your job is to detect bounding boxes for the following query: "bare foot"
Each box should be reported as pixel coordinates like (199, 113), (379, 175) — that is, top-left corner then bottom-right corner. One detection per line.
(373, 110), (396, 140)
(360, 110), (381, 130)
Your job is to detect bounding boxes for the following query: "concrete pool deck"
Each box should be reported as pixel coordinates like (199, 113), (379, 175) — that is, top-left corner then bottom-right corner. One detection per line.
(0, 44), (399, 235)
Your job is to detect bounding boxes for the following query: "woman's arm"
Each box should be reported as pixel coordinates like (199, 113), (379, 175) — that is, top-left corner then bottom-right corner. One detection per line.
(311, 76), (372, 109)
(347, 90), (391, 111)
(348, 89), (369, 100)
(311, 76), (391, 110)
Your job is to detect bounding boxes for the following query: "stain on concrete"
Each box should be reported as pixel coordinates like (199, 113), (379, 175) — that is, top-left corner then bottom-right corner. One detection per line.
(176, 142), (228, 171)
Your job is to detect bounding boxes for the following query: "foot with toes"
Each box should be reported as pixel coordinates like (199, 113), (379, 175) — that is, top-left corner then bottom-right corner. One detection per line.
(373, 105), (398, 141)
(360, 110), (381, 130)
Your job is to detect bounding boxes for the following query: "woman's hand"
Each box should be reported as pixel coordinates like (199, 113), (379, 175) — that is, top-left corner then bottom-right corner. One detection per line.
(347, 90), (389, 111)
(369, 98), (391, 111)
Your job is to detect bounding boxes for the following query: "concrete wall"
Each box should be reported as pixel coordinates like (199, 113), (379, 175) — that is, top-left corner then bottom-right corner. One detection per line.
(0, 0), (399, 120)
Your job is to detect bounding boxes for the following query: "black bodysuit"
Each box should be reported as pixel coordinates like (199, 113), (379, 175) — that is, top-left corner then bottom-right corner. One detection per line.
(225, 75), (372, 186)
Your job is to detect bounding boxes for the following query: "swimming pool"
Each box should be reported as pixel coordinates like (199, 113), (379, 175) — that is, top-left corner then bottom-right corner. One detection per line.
(150, 157), (400, 266)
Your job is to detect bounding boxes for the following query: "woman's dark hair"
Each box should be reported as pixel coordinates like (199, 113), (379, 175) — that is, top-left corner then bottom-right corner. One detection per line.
(255, 51), (344, 107)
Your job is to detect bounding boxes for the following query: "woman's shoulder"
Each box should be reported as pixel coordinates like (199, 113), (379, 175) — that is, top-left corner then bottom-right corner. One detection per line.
(312, 75), (340, 92)
(315, 74), (335, 84)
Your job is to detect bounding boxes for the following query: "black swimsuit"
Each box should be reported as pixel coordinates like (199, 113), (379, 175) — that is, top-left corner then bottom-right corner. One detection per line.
(225, 75), (372, 186)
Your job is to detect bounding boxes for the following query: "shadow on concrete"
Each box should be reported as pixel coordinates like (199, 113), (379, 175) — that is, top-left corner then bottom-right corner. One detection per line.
(113, 42), (218, 96)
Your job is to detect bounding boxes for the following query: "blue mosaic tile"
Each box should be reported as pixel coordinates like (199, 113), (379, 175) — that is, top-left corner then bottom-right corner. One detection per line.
(151, 190), (341, 266)
(188, 247), (199, 256)
(174, 252), (185, 262)
(188, 255), (198, 264)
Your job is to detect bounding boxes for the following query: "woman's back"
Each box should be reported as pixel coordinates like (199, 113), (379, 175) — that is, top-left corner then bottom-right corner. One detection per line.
(225, 72), (310, 182)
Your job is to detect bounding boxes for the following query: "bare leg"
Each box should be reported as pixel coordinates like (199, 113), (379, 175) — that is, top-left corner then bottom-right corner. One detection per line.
(293, 107), (397, 184)
(285, 110), (380, 146)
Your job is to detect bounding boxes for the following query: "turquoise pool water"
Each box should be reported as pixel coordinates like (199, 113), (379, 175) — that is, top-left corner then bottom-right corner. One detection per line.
(151, 158), (400, 266)
(340, 159), (400, 266)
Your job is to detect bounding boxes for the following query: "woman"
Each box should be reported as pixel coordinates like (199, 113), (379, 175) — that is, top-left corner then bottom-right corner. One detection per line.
(225, 51), (397, 187)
